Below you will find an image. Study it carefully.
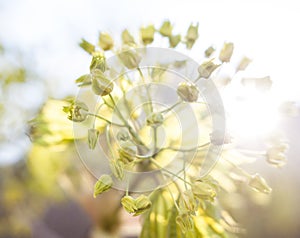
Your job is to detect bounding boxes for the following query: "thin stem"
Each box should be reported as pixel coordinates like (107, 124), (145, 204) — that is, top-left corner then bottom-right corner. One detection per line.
(193, 75), (202, 83)
(150, 158), (192, 186)
(87, 113), (127, 127)
(237, 149), (266, 157)
(183, 156), (188, 189)
(222, 157), (251, 179)
(137, 67), (153, 113)
(159, 101), (182, 114)
(166, 185), (180, 212)
(153, 127), (158, 154)
(108, 94), (147, 147)
(160, 142), (210, 153)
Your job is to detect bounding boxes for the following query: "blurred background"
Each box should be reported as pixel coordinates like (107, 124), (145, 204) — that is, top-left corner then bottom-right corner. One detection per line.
(0, 0), (299, 237)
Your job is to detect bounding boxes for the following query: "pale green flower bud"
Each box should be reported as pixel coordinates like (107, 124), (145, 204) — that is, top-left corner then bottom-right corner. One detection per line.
(198, 59), (220, 79)
(179, 190), (197, 214)
(159, 21), (172, 37)
(185, 23), (199, 49)
(134, 195), (152, 216)
(91, 69), (114, 96)
(79, 38), (95, 54)
(176, 214), (194, 233)
(248, 173), (272, 194)
(204, 46), (215, 58)
(146, 113), (164, 128)
(219, 42), (234, 63)
(121, 195), (137, 213)
(192, 181), (217, 201)
(236, 56), (252, 71)
(110, 159), (125, 180)
(122, 29), (135, 45)
(98, 32), (114, 51)
(177, 82), (199, 102)
(93, 174), (113, 198)
(169, 34), (181, 48)
(119, 142), (136, 164)
(140, 25), (155, 45)
(117, 130), (130, 141)
(90, 52), (107, 72)
(118, 48), (142, 69)
(64, 101), (89, 122)
(88, 128), (99, 150)
(266, 143), (288, 167)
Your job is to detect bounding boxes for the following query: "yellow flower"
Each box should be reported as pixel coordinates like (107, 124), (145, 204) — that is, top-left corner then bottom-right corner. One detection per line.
(93, 175), (113, 198)
(204, 46), (215, 58)
(176, 213), (194, 233)
(159, 20), (172, 37)
(266, 142), (288, 167)
(118, 48), (141, 69)
(185, 23), (199, 49)
(191, 181), (217, 202)
(91, 69), (114, 96)
(140, 25), (155, 45)
(219, 42), (234, 63)
(79, 38), (95, 54)
(110, 159), (125, 180)
(118, 142), (136, 164)
(121, 195), (152, 216)
(236, 56), (252, 71)
(122, 29), (135, 45)
(248, 173), (272, 194)
(90, 52), (107, 72)
(63, 101), (89, 122)
(169, 34), (181, 48)
(179, 190), (197, 214)
(88, 128), (99, 150)
(98, 32), (114, 51)
(146, 112), (164, 128)
(177, 82), (199, 102)
(198, 59), (220, 79)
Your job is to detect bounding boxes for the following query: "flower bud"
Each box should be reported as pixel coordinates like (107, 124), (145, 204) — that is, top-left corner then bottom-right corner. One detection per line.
(192, 181), (217, 202)
(219, 42), (234, 63)
(119, 142), (136, 164)
(90, 52), (107, 72)
(248, 173), (272, 194)
(117, 130), (130, 141)
(140, 25), (155, 45)
(79, 38), (95, 54)
(210, 130), (231, 145)
(121, 195), (137, 213)
(118, 48), (142, 69)
(185, 23), (199, 49)
(236, 56), (252, 71)
(266, 143), (288, 167)
(91, 69), (114, 96)
(110, 159), (125, 180)
(88, 128), (99, 149)
(93, 175), (113, 198)
(204, 46), (215, 58)
(64, 101), (89, 122)
(134, 195), (152, 216)
(121, 195), (152, 216)
(177, 82), (199, 102)
(98, 32), (114, 51)
(176, 214), (194, 233)
(159, 21), (172, 37)
(122, 29), (135, 45)
(179, 190), (197, 214)
(198, 59), (220, 79)
(146, 113), (164, 128)
(169, 34), (181, 48)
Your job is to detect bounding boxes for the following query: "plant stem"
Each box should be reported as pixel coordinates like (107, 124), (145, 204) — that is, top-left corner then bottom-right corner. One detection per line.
(87, 113), (127, 127)
(150, 158), (192, 186)
(160, 142), (210, 153)
(137, 67), (153, 113)
(159, 101), (182, 114)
